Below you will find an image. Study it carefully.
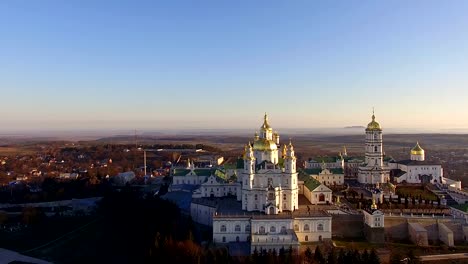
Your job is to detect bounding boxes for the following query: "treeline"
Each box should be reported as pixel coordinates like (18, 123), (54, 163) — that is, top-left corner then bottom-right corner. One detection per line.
(304, 246), (380, 264)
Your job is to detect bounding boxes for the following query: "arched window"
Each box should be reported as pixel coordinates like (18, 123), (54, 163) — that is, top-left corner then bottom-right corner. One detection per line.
(235, 225), (241, 232)
(304, 224), (310, 232)
(245, 225), (251, 232)
(259, 226), (265, 234)
(220, 225), (227, 232)
(317, 223), (324, 231)
(374, 146), (378, 152)
(294, 224), (299, 231)
(268, 192), (274, 200)
(254, 194), (258, 200)
(305, 235), (309, 241)
(222, 236), (226, 243)
(270, 226), (276, 233)
(283, 194), (287, 201)
(281, 226), (287, 234)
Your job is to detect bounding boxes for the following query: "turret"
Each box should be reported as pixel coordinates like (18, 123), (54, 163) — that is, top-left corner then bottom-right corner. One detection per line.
(273, 131), (280, 145)
(284, 140), (296, 173)
(260, 113), (273, 140)
(244, 143), (256, 174)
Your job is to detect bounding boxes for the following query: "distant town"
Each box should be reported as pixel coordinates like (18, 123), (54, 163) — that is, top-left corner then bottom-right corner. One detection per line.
(0, 113), (468, 263)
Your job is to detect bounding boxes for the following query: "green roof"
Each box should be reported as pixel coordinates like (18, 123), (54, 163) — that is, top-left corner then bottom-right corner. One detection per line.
(304, 178), (321, 192)
(343, 156), (364, 162)
(172, 168), (213, 177)
(330, 168), (344, 174)
(452, 204), (468, 212)
(172, 169), (191, 176)
(193, 169), (213, 176)
(303, 168), (322, 175)
(308, 156), (339, 163)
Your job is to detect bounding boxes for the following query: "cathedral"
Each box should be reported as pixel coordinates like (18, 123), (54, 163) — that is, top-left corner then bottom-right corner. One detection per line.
(241, 113), (299, 214)
(200, 114), (332, 253)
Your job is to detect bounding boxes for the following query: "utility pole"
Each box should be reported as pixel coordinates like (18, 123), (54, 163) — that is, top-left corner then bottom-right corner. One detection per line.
(134, 129), (138, 149)
(144, 150), (147, 176)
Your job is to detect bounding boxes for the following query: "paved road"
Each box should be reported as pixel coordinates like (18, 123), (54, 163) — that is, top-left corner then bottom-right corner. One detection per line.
(419, 253), (468, 262)
(0, 248), (51, 264)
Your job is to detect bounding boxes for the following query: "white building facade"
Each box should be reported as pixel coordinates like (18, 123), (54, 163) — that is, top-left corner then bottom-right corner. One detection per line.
(209, 114), (332, 253)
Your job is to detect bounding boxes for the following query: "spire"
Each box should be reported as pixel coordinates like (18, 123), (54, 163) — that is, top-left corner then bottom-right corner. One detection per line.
(372, 107), (375, 120)
(261, 112), (271, 130)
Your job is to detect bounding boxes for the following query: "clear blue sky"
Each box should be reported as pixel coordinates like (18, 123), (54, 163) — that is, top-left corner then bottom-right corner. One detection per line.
(1, 1), (468, 131)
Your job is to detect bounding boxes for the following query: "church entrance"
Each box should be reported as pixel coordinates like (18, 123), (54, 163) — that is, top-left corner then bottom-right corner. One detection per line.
(420, 174), (431, 184)
(319, 193), (325, 202)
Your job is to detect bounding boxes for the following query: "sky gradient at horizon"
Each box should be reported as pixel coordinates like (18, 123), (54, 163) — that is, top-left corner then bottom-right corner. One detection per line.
(1, 1), (468, 131)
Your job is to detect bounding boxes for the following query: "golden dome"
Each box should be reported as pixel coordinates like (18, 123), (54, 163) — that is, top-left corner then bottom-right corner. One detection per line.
(253, 138), (277, 151)
(261, 113), (273, 131)
(366, 113), (381, 131)
(411, 142), (424, 156)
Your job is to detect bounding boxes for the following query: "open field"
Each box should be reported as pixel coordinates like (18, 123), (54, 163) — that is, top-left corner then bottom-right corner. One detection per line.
(0, 146), (38, 156)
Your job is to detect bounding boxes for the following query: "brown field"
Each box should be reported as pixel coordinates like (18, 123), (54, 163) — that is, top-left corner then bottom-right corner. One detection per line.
(0, 146), (37, 156)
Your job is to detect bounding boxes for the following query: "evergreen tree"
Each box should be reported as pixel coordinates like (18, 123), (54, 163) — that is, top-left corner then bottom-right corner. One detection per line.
(305, 247), (313, 264)
(278, 247), (286, 263)
(337, 249), (346, 264)
(314, 246), (324, 264)
(327, 248), (336, 264)
(362, 249), (369, 263)
(369, 248), (380, 264)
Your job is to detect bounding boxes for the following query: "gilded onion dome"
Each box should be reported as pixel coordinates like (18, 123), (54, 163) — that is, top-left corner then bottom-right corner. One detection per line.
(261, 113), (273, 131)
(253, 138), (278, 151)
(411, 142), (424, 156)
(366, 112), (382, 131)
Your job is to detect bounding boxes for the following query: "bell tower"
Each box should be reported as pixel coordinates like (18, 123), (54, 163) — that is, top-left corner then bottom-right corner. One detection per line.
(365, 110), (383, 167)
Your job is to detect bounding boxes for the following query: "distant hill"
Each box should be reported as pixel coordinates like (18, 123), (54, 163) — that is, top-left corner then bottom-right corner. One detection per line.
(344, 126), (365, 129)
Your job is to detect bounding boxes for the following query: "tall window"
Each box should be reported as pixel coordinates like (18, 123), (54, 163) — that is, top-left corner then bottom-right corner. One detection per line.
(259, 226), (265, 234)
(235, 225), (241, 232)
(317, 223), (324, 231)
(281, 226), (287, 234)
(270, 226), (276, 233)
(304, 224), (310, 231)
(245, 225), (251, 232)
(220, 225), (227, 232)
(283, 194), (287, 201)
(254, 194), (258, 200)
(294, 224), (299, 231)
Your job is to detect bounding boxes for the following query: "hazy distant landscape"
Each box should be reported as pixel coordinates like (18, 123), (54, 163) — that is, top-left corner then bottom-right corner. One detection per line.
(1, 132), (468, 186)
